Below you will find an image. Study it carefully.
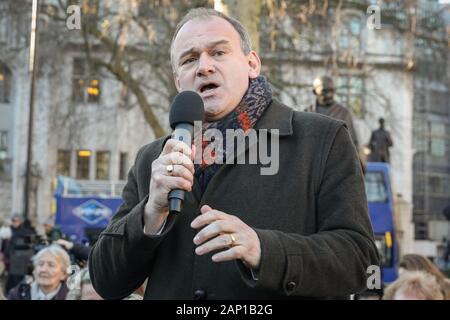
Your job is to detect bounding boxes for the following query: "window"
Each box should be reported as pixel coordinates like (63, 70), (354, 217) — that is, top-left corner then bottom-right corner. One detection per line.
(336, 75), (364, 118)
(76, 149), (91, 179)
(57, 150), (71, 177)
(429, 122), (448, 157)
(0, 62), (11, 103)
(430, 138), (446, 157)
(365, 172), (388, 203)
(72, 58), (101, 103)
(427, 175), (450, 197)
(430, 122), (446, 135)
(338, 15), (363, 55)
(428, 176), (441, 194)
(96, 151), (110, 180)
(429, 90), (449, 116)
(119, 152), (128, 180)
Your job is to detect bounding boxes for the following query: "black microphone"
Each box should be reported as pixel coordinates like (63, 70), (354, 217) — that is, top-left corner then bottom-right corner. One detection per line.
(168, 91), (204, 214)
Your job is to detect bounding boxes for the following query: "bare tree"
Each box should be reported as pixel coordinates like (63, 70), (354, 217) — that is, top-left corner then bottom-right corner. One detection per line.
(43, 0), (213, 138)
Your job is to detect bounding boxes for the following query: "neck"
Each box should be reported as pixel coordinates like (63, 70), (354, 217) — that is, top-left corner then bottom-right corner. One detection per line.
(39, 282), (61, 295)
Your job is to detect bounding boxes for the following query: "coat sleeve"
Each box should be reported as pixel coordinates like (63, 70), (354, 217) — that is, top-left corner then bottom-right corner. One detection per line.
(239, 125), (380, 297)
(88, 146), (176, 300)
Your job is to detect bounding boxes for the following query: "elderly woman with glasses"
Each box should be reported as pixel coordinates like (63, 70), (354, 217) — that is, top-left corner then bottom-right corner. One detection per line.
(7, 245), (70, 300)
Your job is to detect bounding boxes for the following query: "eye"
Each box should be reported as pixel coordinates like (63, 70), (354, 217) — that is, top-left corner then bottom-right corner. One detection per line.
(181, 57), (196, 65)
(214, 50), (225, 56)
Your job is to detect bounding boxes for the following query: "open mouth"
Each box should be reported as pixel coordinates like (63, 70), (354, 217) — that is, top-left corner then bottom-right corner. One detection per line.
(199, 83), (219, 93)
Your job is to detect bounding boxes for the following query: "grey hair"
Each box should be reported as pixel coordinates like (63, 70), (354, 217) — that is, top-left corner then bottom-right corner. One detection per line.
(170, 8), (252, 72)
(33, 244), (71, 275)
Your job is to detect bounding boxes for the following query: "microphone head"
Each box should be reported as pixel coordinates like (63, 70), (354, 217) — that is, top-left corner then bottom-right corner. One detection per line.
(169, 91), (204, 129)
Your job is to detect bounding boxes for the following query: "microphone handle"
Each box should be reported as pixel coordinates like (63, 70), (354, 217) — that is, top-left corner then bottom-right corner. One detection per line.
(168, 123), (194, 214)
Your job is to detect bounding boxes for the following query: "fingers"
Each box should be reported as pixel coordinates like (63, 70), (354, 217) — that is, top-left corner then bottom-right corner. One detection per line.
(152, 171), (193, 193)
(212, 246), (244, 263)
(190, 206), (262, 268)
(193, 220), (234, 245)
(200, 204), (213, 214)
(195, 233), (238, 256)
(146, 139), (196, 214)
(191, 208), (229, 229)
(158, 152), (195, 174)
(158, 162), (194, 185)
(161, 139), (194, 160)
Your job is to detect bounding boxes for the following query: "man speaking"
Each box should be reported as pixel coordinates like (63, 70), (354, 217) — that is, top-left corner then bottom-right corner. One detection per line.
(89, 8), (379, 299)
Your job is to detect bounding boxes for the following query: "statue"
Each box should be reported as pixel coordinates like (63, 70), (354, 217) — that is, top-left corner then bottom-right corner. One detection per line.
(305, 76), (359, 148)
(368, 118), (393, 163)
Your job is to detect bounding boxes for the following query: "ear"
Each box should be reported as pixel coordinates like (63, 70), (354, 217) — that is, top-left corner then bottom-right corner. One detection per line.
(247, 51), (261, 79)
(173, 72), (182, 92)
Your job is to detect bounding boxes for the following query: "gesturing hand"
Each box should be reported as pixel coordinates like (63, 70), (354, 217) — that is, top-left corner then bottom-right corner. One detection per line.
(191, 205), (261, 269)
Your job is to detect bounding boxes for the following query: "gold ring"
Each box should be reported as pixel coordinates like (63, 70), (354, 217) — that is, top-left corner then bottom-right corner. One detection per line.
(229, 234), (236, 247)
(166, 164), (174, 175)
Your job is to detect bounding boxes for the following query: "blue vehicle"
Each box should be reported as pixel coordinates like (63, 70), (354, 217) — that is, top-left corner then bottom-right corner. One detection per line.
(365, 162), (399, 285)
(52, 176), (123, 245)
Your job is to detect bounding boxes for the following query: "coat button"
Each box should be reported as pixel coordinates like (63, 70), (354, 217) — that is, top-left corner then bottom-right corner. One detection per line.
(286, 281), (297, 291)
(194, 289), (207, 300)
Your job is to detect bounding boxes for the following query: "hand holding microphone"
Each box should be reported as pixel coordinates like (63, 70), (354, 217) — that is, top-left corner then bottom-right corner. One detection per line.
(144, 91), (204, 234)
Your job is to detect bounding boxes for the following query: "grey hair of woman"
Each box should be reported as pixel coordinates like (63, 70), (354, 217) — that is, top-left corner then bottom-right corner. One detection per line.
(32, 244), (71, 277)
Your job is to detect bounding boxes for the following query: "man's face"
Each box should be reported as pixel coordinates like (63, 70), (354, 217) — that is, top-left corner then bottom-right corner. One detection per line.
(11, 218), (22, 229)
(172, 16), (261, 121)
(316, 89), (334, 105)
(43, 224), (53, 234)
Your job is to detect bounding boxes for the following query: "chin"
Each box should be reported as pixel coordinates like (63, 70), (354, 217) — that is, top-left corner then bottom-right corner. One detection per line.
(204, 105), (226, 120)
(37, 279), (53, 286)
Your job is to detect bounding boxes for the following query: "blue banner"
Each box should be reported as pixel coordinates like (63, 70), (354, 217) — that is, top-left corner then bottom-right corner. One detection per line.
(55, 195), (123, 243)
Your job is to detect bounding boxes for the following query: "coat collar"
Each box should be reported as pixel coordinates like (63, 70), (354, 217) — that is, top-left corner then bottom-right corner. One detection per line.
(254, 99), (294, 136)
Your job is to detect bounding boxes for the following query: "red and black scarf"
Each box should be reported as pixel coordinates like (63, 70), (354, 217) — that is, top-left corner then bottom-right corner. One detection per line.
(194, 76), (273, 193)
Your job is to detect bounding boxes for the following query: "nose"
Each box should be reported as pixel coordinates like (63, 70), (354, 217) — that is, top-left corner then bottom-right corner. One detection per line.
(196, 52), (215, 77)
(38, 264), (48, 273)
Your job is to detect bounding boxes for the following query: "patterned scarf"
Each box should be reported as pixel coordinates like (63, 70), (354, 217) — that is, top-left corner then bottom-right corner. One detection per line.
(194, 76), (273, 193)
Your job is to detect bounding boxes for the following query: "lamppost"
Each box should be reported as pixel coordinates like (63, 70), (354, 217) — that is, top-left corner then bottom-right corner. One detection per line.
(24, 0), (40, 219)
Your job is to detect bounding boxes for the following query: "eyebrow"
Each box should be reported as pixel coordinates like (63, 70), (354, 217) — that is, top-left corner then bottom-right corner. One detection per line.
(178, 39), (231, 64)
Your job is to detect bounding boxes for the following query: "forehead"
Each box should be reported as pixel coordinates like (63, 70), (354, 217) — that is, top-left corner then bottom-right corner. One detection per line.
(173, 16), (241, 55)
(37, 252), (58, 263)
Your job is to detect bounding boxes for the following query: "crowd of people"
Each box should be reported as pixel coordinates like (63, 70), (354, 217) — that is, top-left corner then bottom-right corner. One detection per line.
(0, 213), (143, 300)
(381, 254), (450, 300)
(1, 213), (448, 301)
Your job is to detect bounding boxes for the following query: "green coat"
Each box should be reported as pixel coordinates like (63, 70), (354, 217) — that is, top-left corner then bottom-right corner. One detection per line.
(89, 99), (379, 299)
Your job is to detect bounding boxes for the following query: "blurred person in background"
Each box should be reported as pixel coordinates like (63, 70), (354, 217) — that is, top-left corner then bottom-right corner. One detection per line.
(7, 245), (70, 300)
(42, 216), (64, 242)
(0, 220), (10, 288)
(3, 213), (36, 293)
(399, 253), (450, 299)
(66, 268), (143, 300)
(383, 271), (444, 300)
